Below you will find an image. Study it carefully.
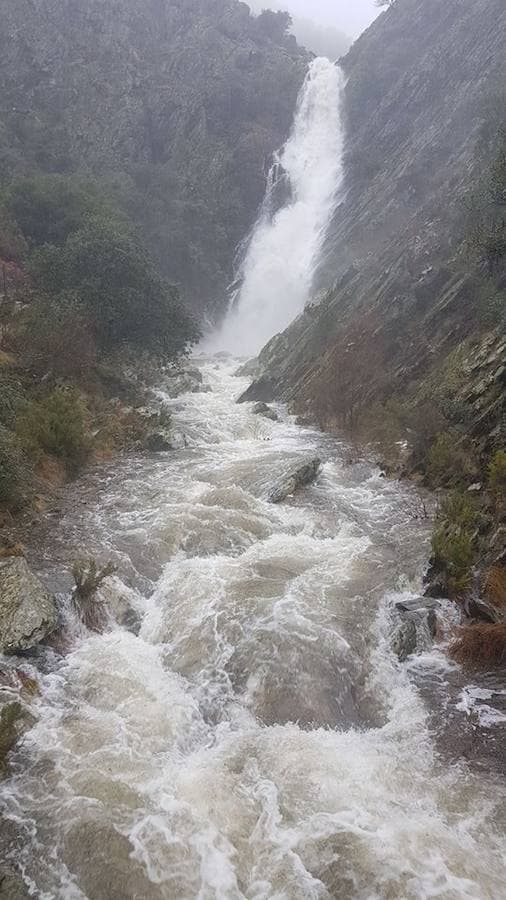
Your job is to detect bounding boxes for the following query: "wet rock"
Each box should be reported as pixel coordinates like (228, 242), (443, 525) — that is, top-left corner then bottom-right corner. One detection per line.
(392, 596), (441, 661)
(163, 366), (207, 398)
(268, 458), (321, 503)
(467, 596), (506, 625)
(0, 865), (30, 899)
(392, 619), (418, 662)
(0, 558), (57, 654)
(170, 430), (188, 450)
(253, 402), (279, 421)
(144, 432), (172, 452)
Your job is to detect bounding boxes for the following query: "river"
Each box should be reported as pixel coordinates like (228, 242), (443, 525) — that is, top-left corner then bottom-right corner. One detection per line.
(1, 357), (505, 899)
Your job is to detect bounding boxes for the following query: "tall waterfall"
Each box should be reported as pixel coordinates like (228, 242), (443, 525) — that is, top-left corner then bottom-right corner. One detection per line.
(211, 57), (344, 356)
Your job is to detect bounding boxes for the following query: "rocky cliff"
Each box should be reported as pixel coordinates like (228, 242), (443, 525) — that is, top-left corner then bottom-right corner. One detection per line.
(245, 0), (506, 449)
(1, 0), (308, 315)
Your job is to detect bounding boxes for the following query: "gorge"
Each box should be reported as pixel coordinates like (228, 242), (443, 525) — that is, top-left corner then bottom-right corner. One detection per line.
(0, 0), (505, 898)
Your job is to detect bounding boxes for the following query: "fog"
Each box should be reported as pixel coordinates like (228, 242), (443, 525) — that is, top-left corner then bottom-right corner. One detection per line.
(248, 0), (380, 39)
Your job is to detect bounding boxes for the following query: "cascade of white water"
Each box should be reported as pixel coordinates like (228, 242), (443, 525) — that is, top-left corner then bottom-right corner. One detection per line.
(209, 57), (345, 356)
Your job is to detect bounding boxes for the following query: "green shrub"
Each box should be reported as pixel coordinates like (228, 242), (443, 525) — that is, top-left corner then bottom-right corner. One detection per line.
(18, 294), (97, 380)
(29, 218), (199, 356)
(17, 388), (90, 471)
(430, 491), (479, 595)
(4, 175), (103, 247)
(488, 449), (506, 499)
(0, 426), (30, 509)
(426, 432), (477, 487)
(0, 373), (27, 428)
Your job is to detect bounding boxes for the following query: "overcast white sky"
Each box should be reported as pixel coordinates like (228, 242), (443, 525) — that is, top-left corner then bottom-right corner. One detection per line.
(253, 1), (381, 38)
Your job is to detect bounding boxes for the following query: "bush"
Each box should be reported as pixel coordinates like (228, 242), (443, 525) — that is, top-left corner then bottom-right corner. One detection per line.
(0, 373), (27, 428)
(18, 294), (97, 380)
(450, 623), (506, 668)
(488, 449), (506, 499)
(17, 388), (90, 471)
(0, 426), (30, 509)
(426, 431), (477, 487)
(29, 218), (199, 355)
(430, 491), (479, 595)
(4, 175), (103, 247)
(484, 566), (506, 607)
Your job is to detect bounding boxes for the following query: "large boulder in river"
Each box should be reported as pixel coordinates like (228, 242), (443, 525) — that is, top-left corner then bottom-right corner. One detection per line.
(0, 557), (57, 654)
(268, 458), (321, 503)
(162, 366), (209, 398)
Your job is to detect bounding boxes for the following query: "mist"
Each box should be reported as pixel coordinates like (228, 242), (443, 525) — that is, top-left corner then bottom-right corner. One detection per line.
(247, 0), (380, 39)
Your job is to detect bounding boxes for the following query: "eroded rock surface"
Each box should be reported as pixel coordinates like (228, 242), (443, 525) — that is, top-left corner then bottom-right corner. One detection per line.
(0, 558), (57, 654)
(268, 458), (321, 503)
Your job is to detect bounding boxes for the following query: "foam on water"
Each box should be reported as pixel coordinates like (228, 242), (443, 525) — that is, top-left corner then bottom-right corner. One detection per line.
(1, 359), (505, 899)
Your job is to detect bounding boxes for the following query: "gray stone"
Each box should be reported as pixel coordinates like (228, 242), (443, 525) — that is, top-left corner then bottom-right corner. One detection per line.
(0, 558), (57, 654)
(391, 620), (418, 662)
(395, 597), (440, 613)
(253, 402), (279, 422)
(144, 432), (172, 452)
(268, 458), (321, 503)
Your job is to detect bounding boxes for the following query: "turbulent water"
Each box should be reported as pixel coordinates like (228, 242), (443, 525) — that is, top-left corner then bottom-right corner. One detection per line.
(210, 58), (344, 356)
(1, 359), (505, 899)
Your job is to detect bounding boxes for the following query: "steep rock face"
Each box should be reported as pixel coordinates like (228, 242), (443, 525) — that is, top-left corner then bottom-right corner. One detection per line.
(246, 0), (506, 433)
(0, 0), (308, 315)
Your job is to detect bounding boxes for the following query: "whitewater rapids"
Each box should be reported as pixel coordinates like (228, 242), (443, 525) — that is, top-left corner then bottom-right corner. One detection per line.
(1, 358), (505, 899)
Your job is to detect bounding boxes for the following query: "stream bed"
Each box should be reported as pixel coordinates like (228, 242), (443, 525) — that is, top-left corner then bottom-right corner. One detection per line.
(1, 358), (505, 899)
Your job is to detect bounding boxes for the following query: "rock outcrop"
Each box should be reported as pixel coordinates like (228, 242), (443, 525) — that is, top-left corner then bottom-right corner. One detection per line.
(0, 558), (57, 654)
(268, 458), (321, 503)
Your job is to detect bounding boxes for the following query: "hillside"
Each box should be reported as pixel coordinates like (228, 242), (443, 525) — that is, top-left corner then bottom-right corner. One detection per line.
(246, 0), (505, 455)
(1, 0), (309, 315)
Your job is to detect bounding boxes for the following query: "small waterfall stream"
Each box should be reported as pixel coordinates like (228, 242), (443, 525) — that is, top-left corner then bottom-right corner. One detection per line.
(1, 359), (505, 898)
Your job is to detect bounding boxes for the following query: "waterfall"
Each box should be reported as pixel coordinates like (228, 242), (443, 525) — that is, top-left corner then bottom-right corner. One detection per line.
(210, 57), (345, 357)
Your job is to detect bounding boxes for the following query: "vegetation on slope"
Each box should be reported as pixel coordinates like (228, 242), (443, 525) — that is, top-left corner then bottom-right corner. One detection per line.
(0, 174), (198, 526)
(1, 0), (308, 316)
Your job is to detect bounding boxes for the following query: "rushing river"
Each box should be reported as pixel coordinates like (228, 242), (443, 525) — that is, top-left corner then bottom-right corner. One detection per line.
(1, 358), (505, 899)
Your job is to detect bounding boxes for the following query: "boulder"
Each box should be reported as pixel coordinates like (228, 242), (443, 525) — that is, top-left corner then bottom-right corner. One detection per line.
(0, 558), (57, 654)
(144, 432), (172, 452)
(391, 596), (440, 661)
(170, 430), (188, 450)
(253, 402), (279, 422)
(391, 619), (418, 662)
(163, 366), (207, 398)
(268, 458), (321, 503)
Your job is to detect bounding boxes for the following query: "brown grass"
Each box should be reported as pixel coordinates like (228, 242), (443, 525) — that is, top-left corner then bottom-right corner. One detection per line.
(484, 566), (506, 607)
(450, 623), (506, 667)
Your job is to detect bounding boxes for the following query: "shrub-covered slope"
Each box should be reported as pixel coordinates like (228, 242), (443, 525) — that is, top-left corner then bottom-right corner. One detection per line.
(1, 0), (308, 315)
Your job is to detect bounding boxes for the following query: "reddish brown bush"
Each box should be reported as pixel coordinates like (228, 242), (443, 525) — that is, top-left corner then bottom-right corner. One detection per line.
(450, 623), (506, 667)
(484, 566), (506, 607)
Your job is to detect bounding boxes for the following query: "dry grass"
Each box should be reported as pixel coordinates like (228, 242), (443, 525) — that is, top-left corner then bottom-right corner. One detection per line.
(484, 566), (506, 607)
(450, 623), (506, 667)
